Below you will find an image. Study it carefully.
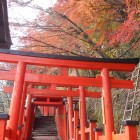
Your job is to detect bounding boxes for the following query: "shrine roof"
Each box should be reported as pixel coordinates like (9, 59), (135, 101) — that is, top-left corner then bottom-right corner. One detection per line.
(0, 49), (139, 64)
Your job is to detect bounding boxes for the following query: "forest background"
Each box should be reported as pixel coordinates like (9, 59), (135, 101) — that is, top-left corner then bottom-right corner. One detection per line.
(0, 0), (140, 134)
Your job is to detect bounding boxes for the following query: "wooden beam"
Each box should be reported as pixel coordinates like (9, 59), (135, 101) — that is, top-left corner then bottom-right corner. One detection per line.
(30, 90), (101, 98)
(3, 87), (101, 98)
(0, 71), (133, 88)
(0, 53), (136, 71)
(33, 101), (63, 106)
(3, 87), (12, 93)
(26, 73), (102, 87)
(0, 71), (15, 81)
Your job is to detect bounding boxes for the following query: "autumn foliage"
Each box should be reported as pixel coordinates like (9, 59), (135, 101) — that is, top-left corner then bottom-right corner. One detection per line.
(110, 10), (139, 45)
(11, 0), (140, 58)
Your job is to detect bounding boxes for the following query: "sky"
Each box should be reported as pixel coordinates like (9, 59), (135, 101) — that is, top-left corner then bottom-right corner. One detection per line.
(8, 0), (57, 49)
(9, 0), (57, 22)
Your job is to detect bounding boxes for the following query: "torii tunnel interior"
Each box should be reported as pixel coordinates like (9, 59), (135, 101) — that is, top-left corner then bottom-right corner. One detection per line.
(0, 49), (139, 140)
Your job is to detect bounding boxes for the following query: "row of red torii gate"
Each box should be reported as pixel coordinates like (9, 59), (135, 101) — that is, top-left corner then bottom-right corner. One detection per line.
(0, 49), (139, 140)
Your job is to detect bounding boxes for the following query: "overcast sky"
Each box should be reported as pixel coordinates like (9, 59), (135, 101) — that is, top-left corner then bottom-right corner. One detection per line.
(8, 0), (56, 22)
(8, 0), (57, 49)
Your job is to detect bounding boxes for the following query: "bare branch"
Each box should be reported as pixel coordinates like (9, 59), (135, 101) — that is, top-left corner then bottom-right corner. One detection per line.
(23, 36), (86, 56)
(118, 33), (140, 58)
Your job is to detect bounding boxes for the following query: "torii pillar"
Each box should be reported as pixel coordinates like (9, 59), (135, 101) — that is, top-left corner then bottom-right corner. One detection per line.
(6, 61), (26, 140)
(101, 68), (114, 140)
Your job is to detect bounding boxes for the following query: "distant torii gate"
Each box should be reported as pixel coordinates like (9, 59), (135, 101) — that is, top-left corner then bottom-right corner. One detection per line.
(0, 49), (139, 140)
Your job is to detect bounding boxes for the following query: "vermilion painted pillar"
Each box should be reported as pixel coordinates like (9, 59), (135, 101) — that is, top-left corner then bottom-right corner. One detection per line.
(44, 98), (50, 116)
(74, 109), (79, 139)
(55, 108), (58, 125)
(29, 106), (36, 135)
(122, 120), (139, 140)
(44, 106), (48, 116)
(79, 86), (87, 140)
(26, 105), (35, 139)
(0, 114), (9, 140)
(49, 107), (55, 116)
(47, 98), (50, 116)
(6, 61), (26, 140)
(101, 68), (114, 140)
(56, 105), (67, 140)
(17, 84), (27, 140)
(20, 107), (26, 140)
(68, 97), (73, 140)
(89, 120), (97, 140)
(75, 126), (80, 140)
(63, 106), (67, 140)
(23, 94), (32, 140)
(94, 128), (103, 140)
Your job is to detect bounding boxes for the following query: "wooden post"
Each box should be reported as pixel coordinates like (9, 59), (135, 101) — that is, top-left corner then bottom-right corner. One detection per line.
(0, 114), (9, 140)
(89, 120), (97, 140)
(26, 105), (35, 139)
(6, 61), (26, 140)
(68, 97), (73, 140)
(79, 86), (87, 140)
(74, 108), (79, 140)
(17, 84), (27, 140)
(56, 105), (67, 140)
(101, 68), (114, 140)
(94, 128), (103, 140)
(44, 98), (50, 116)
(23, 94), (32, 140)
(76, 126), (80, 140)
(123, 120), (139, 140)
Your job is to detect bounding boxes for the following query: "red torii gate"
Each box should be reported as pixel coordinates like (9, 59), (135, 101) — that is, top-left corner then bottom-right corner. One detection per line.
(0, 49), (139, 140)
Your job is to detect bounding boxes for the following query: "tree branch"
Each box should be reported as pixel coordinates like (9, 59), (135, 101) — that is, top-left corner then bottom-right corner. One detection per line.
(118, 33), (140, 58)
(24, 36), (86, 56)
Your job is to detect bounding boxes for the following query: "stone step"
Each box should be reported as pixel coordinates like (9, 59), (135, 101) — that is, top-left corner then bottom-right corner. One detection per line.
(31, 136), (60, 140)
(31, 116), (59, 140)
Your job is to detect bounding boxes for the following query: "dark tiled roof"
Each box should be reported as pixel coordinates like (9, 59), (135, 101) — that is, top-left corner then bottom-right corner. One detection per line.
(0, 0), (12, 49)
(0, 49), (139, 64)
